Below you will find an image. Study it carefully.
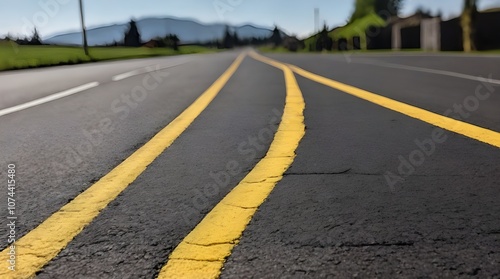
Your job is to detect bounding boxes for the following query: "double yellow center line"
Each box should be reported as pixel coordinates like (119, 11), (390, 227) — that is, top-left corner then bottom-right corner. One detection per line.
(3, 51), (499, 279)
(157, 52), (306, 278)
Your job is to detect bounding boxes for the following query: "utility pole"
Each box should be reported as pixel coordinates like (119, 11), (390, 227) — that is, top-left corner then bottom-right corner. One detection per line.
(79, 0), (89, 56)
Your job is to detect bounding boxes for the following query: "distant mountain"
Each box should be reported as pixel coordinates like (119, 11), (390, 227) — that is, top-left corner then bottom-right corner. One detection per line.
(44, 17), (278, 46)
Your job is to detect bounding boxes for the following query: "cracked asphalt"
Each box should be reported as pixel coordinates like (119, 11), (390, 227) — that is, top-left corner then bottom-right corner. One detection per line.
(0, 50), (499, 278)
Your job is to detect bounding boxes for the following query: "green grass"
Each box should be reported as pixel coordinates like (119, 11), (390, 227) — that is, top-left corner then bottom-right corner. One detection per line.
(477, 49), (500, 54)
(0, 43), (214, 71)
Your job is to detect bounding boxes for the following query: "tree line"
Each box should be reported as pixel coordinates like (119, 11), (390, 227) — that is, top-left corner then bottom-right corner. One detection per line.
(213, 26), (285, 49)
(2, 28), (42, 45)
(121, 21), (292, 51)
(2, 20), (291, 50)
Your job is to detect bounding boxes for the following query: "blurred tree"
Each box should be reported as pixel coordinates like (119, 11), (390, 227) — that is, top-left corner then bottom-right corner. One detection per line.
(233, 31), (240, 47)
(315, 25), (333, 51)
(29, 28), (42, 45)
(350, 0), (375, 22)
(170, 34), (180, 51)
(5, 33), (15, 41)
(250, 36), (267, 46)
(222, 26), (234, 49)
(375, 0), (404, 17)
(269, 26), (283, 47)
(124, 20), (142, 47)
(350, 0), (403, 22)
(283, 36), (304, 52)
(153, 34), (180, 50)
(463, 0), (478, 10)
(462, 0), (478, 52)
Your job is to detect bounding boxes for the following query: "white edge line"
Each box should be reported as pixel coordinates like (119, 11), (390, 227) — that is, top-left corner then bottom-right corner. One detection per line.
(112, 71), (139, 81)
(0, 82), (100, 117)
(352, 60), (500, 85)
(111, 60), (191, 82)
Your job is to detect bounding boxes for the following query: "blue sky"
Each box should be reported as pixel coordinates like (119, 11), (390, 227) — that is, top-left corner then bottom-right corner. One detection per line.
(1, 0), (500, 39)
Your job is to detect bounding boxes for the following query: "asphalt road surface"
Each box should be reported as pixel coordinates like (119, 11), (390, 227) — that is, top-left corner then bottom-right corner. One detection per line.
(0, 49), (499, 278)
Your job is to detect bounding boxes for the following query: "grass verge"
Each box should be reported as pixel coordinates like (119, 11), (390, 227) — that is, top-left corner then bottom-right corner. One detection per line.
(0, 43), (214, 71)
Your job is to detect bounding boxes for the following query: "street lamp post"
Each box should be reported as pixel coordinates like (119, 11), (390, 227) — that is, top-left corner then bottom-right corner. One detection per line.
(79, 0), (89, 56)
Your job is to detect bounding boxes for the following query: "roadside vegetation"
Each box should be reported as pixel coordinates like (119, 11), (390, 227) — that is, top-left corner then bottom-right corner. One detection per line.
(270, 0), (499, 54)
(302, 0), (401, 52)
(0, 43), (212, 71)
(0, 20), (214, 71)
(304, 12), (386, 51)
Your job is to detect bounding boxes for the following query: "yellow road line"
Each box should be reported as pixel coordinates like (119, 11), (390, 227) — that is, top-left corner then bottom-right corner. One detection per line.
(288, 64), (500, 148)
(0, 53), (246, 279)
(157, 51), (306, 278)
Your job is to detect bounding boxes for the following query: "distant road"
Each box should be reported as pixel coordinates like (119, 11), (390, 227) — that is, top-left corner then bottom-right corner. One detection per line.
(0, 50), (499, 278)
